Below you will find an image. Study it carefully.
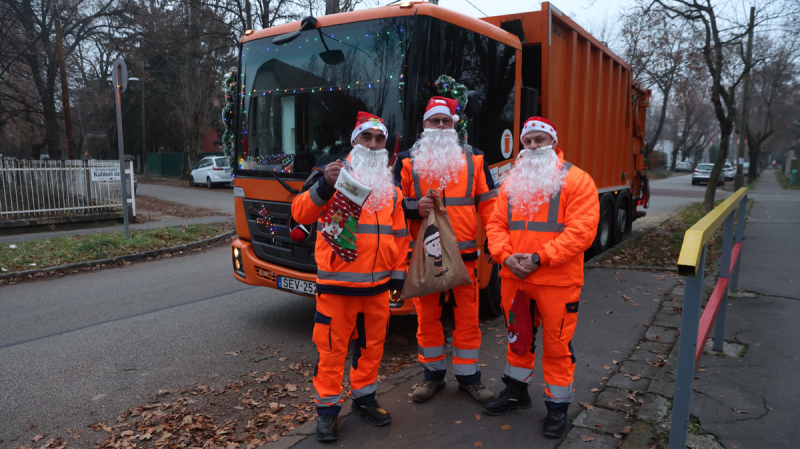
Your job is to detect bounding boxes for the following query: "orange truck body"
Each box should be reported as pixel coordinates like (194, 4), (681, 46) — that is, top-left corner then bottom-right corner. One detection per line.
(230, 2), (650, 315)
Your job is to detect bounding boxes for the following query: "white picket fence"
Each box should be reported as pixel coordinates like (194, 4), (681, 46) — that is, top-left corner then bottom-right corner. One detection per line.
(0, 159), (136, 221)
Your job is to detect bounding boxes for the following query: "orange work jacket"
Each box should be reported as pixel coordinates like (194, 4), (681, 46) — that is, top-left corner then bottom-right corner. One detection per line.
(486, 149), (599, 286)
(393, 145), (497, 261)
(292, 167), (410, 296)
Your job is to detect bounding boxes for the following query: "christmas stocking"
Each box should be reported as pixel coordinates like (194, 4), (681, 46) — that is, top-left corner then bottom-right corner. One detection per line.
(319, 168), (372, 263)
(507, 289), (534, 357)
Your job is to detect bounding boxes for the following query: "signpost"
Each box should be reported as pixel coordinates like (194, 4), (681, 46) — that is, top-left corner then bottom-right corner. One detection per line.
(113, 57), (131, 240)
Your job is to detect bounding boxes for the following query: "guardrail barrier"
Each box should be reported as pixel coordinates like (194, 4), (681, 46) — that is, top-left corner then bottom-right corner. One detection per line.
(669, 187), (748, 449)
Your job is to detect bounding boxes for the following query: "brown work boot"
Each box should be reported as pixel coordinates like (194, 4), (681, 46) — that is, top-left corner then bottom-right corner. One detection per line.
(458, 382), (496, 403)
(412, 379), (446, 403)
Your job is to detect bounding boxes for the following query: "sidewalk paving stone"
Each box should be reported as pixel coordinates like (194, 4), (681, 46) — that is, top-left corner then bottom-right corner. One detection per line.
(628, 349), (664, 364)
(619, 361), (660, 379)
(606, 373), (651, 391)
(637, 393), (670, 422)
(596, 389), (635, 408)
(653, 312), (682, 328)
(560, 428), (620, 448)
(635, 341), (673, 353)
(618, 422), (657, 449)
(573, 407), (632, 434)
(644, 325), (678, 344)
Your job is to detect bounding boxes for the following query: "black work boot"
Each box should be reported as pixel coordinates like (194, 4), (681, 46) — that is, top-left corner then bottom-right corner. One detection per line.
(316, 413), (339, 442)
(481, 377), (532, 416)
(351, 400), (392, 426)
(542, 409), (568, 438)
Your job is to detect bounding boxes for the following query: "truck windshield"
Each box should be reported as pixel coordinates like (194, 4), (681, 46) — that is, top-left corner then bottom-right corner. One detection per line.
(235, 18), (411, 177)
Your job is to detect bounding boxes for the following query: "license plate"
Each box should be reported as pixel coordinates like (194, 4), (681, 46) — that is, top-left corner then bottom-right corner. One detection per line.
(225, 168), (232, 173)
(277, 276), (316, 295)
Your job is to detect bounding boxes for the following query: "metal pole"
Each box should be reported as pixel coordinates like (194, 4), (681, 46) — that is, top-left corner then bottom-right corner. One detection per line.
(714, 214), (734, 351)
(114, 62), (130, 240)
(669, 245), (707, 449)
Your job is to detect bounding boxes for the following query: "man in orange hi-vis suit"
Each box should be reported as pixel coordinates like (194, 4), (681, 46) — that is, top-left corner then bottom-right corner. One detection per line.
(292, 112), (409, 442)
(393, 97), (497, 404)
(483, 117), (599, 438)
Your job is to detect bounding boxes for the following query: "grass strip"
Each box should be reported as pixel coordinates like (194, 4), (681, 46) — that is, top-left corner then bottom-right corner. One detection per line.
(775, 171), (800, 190)
(1, 223), (232, 273)
(597, 200), (732, 270)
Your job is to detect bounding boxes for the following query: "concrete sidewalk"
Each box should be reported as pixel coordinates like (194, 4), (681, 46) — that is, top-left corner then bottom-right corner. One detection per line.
(0, 215), (232, 244)
(687, 169), (800, 449)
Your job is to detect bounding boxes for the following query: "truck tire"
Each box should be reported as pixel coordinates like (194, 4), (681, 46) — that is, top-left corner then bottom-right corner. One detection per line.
(592, 194), (615, 254)
(479, 264), (502, 318)
(613, 191), (631, 244)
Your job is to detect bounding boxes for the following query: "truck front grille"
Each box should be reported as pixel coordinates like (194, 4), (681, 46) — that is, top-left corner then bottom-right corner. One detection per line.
(243, 199), (317, 273)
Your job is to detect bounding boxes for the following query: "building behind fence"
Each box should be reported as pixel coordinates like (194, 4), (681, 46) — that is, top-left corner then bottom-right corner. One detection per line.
(0, 159), (134, 222)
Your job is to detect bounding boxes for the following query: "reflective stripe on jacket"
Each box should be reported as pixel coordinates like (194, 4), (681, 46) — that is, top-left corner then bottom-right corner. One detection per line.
(292, 166), (410, 296)
(485, 149), (599, 286)
(393, 145), (497, 261)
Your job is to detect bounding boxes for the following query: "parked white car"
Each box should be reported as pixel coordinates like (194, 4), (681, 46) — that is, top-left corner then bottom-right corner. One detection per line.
(189, 156), (232, 188)
(723, 162), (735, 180)
(675, 160), (693, 172)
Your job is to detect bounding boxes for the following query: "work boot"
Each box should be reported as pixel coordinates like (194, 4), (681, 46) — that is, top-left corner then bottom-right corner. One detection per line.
(351, 400), (392, 426)
(542, 410), (568, 438)
(316, 414), (339, 442)
(458, 382), (496, 403)
(481, 378), (532, 416)
(412, 379), (446, 403)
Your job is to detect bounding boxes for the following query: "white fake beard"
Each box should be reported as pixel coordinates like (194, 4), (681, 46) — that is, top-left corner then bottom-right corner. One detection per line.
(348, 144), (394, 213)
(503, 146), (568, 218)
(410, 128), (465, 190)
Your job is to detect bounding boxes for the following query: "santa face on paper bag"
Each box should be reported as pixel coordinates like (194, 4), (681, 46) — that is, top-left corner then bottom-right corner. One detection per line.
(423, 224), (448, 277)
(321, 210), (345, 239)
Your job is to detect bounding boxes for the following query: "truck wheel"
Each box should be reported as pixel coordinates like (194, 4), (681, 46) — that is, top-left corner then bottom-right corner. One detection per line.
(479, 264), (502, 318)
(592, 194), (615, 253)
(613, 192), (631, 244)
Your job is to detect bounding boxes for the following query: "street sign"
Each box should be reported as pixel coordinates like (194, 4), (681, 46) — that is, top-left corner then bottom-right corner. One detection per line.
(91, 167), (121, 181)
(113, 57), (128, 93)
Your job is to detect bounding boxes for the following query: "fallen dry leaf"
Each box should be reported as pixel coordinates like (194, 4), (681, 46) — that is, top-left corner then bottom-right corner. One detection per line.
(455, 421), (462, 424)
(603, 366), (611, 370)
(225, 351), (240, 356)
(605, 311), (614, 314)
(579, 401), (594, 411)
(285, 384), (297, 392)
(622, 295), (631, 300)
(474, 443), (483, 447)
(731, 444), (738, 448)
(475, 414), (481, 420)
(580, 434), (596, 442)
(594, 423), (604, 427)
(614, 433), (623, 438)
(732, 408), (750, 414)
(590, 388), (600, 393)
(612, 360), (619, 365)
(32, 435), (46, 442)
(631, 375), (642, 381)
(621, 425), (632, 434)
(501, 424), (511, 430)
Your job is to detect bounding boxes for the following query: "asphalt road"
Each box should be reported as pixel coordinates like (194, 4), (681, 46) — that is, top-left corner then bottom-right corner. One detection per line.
(0, 245), (318, 445)
(633, 173), (732, 232)
(137, 183), (235, 216)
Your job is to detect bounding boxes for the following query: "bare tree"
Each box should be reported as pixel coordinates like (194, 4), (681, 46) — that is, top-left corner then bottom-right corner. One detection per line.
(651, 0), (782, 212)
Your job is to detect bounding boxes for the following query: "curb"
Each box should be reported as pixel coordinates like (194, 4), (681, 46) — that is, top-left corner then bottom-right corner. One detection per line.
(0, 230), (236, 281)
(583, 212), (676, 268)
(586, 264), (679, 272)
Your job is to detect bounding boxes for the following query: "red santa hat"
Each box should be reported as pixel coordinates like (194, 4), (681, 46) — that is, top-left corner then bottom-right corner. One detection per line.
(351, 111), (388, 144)
(520, 116), (558, 145)
(423, 96), (460, 122)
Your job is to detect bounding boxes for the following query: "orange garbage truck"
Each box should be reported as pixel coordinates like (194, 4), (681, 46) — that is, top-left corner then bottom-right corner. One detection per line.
(229, 2), (651, 315)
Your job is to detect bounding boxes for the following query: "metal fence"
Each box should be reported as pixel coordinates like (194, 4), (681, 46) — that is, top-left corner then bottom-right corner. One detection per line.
(669, 187), (748, 449)
(0, 159), (136, 221)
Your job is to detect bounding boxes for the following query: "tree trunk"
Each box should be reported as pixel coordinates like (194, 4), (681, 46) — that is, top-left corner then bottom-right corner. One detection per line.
(670, 146), (680, 171)
(42, 59), (63, 160)
(748, 146), (760, 183)
(704, 122), (731, 213)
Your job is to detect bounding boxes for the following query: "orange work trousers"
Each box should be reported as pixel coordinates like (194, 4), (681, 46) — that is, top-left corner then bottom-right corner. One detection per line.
(312, 291), (390, 415)
(413, 260), (482, 385)
(501, 277), (580, 413)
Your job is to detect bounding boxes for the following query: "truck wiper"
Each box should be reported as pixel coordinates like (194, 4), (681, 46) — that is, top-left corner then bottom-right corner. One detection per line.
(266, 170), (300, 195)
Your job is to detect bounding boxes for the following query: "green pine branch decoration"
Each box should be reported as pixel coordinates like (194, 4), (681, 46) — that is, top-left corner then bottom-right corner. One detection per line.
(435, 75), (469, 144)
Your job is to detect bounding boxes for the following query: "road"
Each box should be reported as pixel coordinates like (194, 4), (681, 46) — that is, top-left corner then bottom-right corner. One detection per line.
(632, 173), (732, 232)
(137, 183), (235, 216)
